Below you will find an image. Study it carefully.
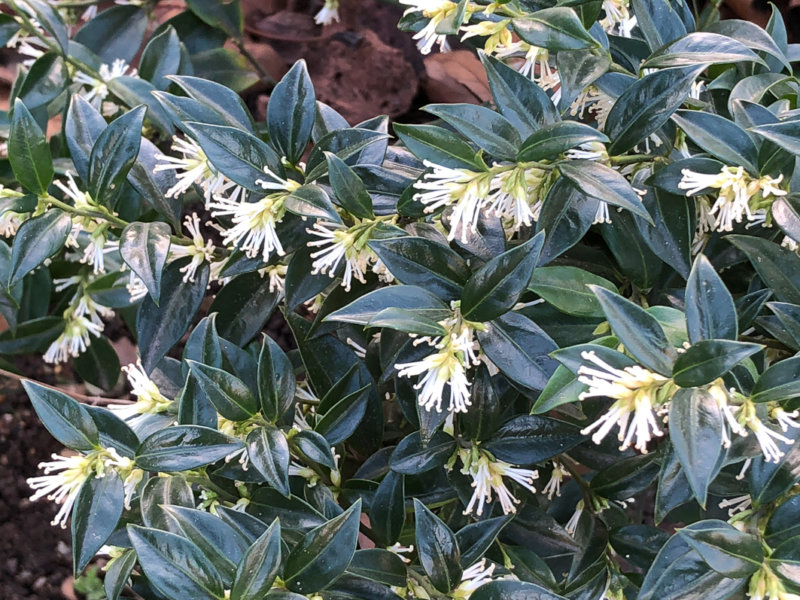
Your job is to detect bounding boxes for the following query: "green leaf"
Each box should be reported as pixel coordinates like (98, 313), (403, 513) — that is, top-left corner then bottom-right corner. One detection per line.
(120, 221), (170, 304)
(22, 380), (99, 452)
(707, 20), (791, 72)
(370, 471), (405, 546)
(556, 48), (611, 112)
(479, 52), (559, 138)
(643, 32), (762, 68)
(139, 26), (182, 90)
(558, 160), (652, 223)
(634, 186), (693, 280)
(248, 489), (326, 532)
(8, 209), (71, 287)
(246, 426), (290, 497)
(390, 430), (456, 475)
(326, 285), (449, 327)
(23, 0), (68, 54)
(750, 119), (800, 156)
(186, 0), (243, 39)
(325, 152), (373, 219)
(72, 472), (124, 574)
(529, 266), (617, 318)
(765, 495), (800, 546)
(518, 122), (608, 162)
(73, 336), (120, 392)
(209, 271), (280, 346)
(749, 427), (800, 505)
(471, 580), (567, 599)
(284, 184), (340, 222)
(257, 335), (296, 422)
(187, 361), (258, 420)
(393, 123), (481, 170)
(668, 388), (724, 508)
(168, 75), (255, 132)
(315, 385), (370, 445)
(368, 307), (450, 337)
(65, 95), (107, 183)
(74, 5), (147, 63)
(137, 259), (209, 373)
(671, 110), (758, 173)
(88, 105), (145, 207)
(605, 66), (704, 155)
(461, 234), (544, 322)
(135, 425), (244, 471)
(512, 7), (598, 51)
(347, 549), (407, 588)
(292, 430), (338, 470)
(536, 177), (597, 265)
(104, 549), (136, 600)
(414, 499), (462, 593)
(9, 98), (53, 194)
(305, 128), (390, 182)
(284, 500), (362, 594)
(727, 235), (800, 304)
(231, 519), (282, 600)
(590, 286), (675, 375)
(128, 525), (226, 600)
(677, 521), (764, 577)
(18, 52), (67, 110)
(751, 356), (800, 403)
(423, 104), (521, 161)
(672, 340), (761, 387)
(591, 454), (660, 500)
(483, 415), (583, 465)
(369, 237), (470, 302)
(267, 60), (316, 164)
(685, 254), (737, 343)
(127, 137), (182, 228)
(140, 475), (194, 530)
(477, 312), (558, 392)
(456, 517), (512, 568)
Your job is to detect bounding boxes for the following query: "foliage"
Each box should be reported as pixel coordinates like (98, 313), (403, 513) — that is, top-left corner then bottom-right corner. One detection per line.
(2, 0), (800, 599)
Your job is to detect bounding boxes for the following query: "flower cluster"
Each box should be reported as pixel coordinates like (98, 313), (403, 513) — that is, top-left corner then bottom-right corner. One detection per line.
(458, 447), (539, 516)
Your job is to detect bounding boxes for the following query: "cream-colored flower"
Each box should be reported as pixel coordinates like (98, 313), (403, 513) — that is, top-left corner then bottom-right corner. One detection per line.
(459, 448), (538, 516)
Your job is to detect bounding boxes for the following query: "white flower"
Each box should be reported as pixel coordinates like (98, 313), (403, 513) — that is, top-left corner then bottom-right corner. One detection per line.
(413, 160), (493, 242)
(169, 213), (215, 283)
(566, 142), (608, 163)
(261, 264), (288, 294)
(772, 407), (800, 433)
(746, 416), (793, 463)
(388, 542), (415, 563)
(718, 494), (752, 517)
(707, 383), (747, 448)
(74, 59), (137, 108)
(0, 211), (24, 237)
(396, 312), (480, 413)
(577, 351), (673, 453)
(315, 0), (340, 25)
(565, 500), (584, 535)
(307, 220), (373, 291)
(568, 86), (614, 130)
(154, 137), (245, 204)
(600, 0), (637, 37)
(494, 42), (559, 90)
(43, 301), (106, 364)
(542, 461), (569, 499)
(460, 449), (538, 516)
(54, 171), (94, 211)
(782, 236), (799, 252)
(452, 559), (498, 598)
(486, 166), (546, 231)
(106, 361), (172, 421)
(399, 0), (460, 54)
(126, 271), (148, 302)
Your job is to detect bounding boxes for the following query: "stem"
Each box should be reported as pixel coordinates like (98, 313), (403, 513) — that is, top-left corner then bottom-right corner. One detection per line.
(560, 455), (594, 504)
(235, 39), (275, 86)
(45, 195), (129, 229)
(0, 367), (131, 405)
(610, 154), (657, 166)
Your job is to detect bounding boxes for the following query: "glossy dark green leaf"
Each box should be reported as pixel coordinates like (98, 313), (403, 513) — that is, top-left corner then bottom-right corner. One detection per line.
(477, 312), (558, 392)
(186, 0), (243, 39)
(461, 234), (543, 322)
(72, 471), (124, 574)
(370, 471), (405, 546)
(326, 285), (449, 327)
(209, 272), (280, 346)
(630, 0), (689, 51)
(558, 160), (652, 223)
(672, 340), (762, 387)
(456, 516), (511, 568)
(127, 137), (182, 228)
(246, 426), (290, 496)
(707, 20), (791, 72)
(591, 454), (660, 500)
(315, 385), (370, 445)
(325, 152), (373, 219)
(18, 52), (66, 110)
(471, 580), (566, 600)
(74, 5), (147, 63)
(635, 185), (693, 280)
(529, 266), (617, 318)
(655, 444), (693, 524)
(604, 66), (704, 155)
(137, 259), (209, 373)
(414, 498), (462, 593)
(643, 33), (761, 68)
(168, 75), (255, 132)
(248, 488), (327, 532)
(671, 110), (758, 173)
(140, 475), (194, 530)
(727, 235), (800, 305)
(305, 128), (390, 182)
(104, 548), (136, 600)
(423, 103), (521, 161)
(187, 361), (258, 421)
(284, 184), (340, 222)
(751, 356), (800, 403)
(484, 415), (583, 465)
(21, 0), (67, 54)
(390, 430), (456, 475)
(609, 525), (670, 571)
(518, 122), (608, 162)
(120, 221), (170, 304)
(346, 549), (407, 588)
(369, 237), (469, 302)
(556, 47), (611, 112)
(64, 94), (106, 182)
(766, 495), (800, 546)
(267, 60), (315, 164)
(512, 7), (598, 51)
(685, 254), (737, 343)
(231, 519), (282, 600)
(536, 177), (598, 265)
(257, 335), (296, 423)
(284, 500), (362, 594)
(292, 430), (337, 470)
(88, 105), (145, 207)
(668, 388), (724, 507)
(73, 335), (121, 392)
(590, 285), (675, 375)
(677, 520), (764, 577)
(750, 120), (800, 156)
(139, 26), (182, 90)
(22, 380), (99, 451)
(9, 98), (52, 194)
(128, 524), (225, 600)
(135, 425), (243, 471)
(393, 123), (481, 170)
(479, 52), (559, 137)
(749, 427), (800, 505)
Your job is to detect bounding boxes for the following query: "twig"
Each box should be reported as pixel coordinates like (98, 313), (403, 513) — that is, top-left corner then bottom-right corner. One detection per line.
(0, 367), (133, 406)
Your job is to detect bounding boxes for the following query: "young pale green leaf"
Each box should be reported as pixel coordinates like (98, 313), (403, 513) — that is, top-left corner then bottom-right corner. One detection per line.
(135, 425), (244, 472)
(512, 7), (598, 51)
(187, 360), (258, 420)
(231, 519), (282, 600)
(393, 123), (481, 170)
(558, 160), (652, 223)
(751, 355), (800, 403)
(23, 380), (99, 452)
(671, 110), (759, 174)
(370, 471), (405, 547)
(672, 340), (762, 387)
(128, 525), (226, 600)
(423, 103), (521, 161)
(414, 498), (462, 593)
(284, 500), (362, 594)
(531, 364), (586, 414)
(120, 221), (170, 304)
(137, 260), (209, 373)
(8, 209), (71, 287)
(483, 415), (583, 465)
(479, 52), (559, 137)
(518, 121), (608, 162)
(9, 98), (53, 195)
(604, 66), (704, 155)
(685, 255), (737, 343)
(643, 32), (762, 68)
(529, 266), (617, 318)
(257, 335), (296, 422)
(590, 286), (676, 375)
(246, 426), (290, 497)
(727, 235), (800, 304)
(325, 152), (374, 219)
(72, 471), (124, 574)
(668, 388), (724, 508)
(267, 60), (315, 164)
(461, 233), (544, 322)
